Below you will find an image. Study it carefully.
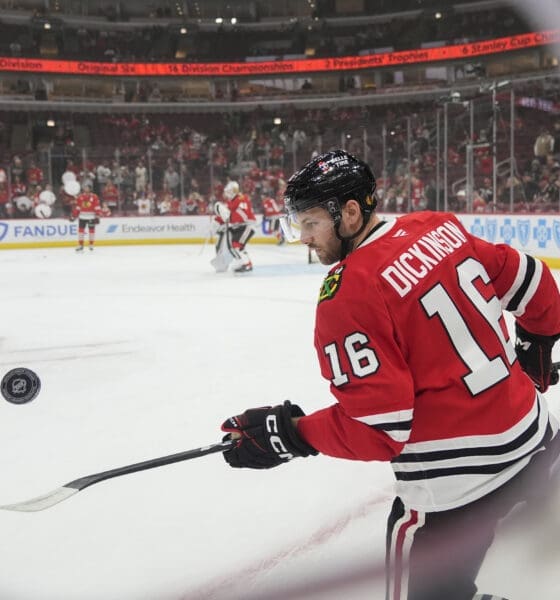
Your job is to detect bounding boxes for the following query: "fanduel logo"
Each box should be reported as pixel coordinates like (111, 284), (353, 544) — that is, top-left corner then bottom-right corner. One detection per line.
(0, 222), (8, 242)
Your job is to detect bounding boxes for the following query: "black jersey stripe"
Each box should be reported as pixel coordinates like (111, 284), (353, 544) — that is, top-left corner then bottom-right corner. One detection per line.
(394, 424), (551, 481)
(370, 420), (413, 432)
(394, 436), (547, 481)
(506, 254), (536, 312)
(392, 408), (540, 464)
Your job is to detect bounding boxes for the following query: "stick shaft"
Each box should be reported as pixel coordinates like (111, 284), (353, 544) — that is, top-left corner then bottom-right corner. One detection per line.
(69, 439), (234, 491)
(0, 439), (234, 512)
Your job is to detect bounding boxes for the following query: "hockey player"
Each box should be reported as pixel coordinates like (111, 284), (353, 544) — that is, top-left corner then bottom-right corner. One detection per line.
(220, 150), (560, 600)
(261, 195), (285, 244)
(211, 181), (256, 273)
(70, 183), (103, 252)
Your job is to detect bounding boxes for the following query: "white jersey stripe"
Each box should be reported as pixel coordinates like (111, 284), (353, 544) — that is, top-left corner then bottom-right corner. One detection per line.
(396, 393), (540, 454)
(354, 408), (414, 426)
(355, 409), (413, 443)
(393, 401), (548, 472)
(384, 430), (411, 443)
(500, 250), (527, 309)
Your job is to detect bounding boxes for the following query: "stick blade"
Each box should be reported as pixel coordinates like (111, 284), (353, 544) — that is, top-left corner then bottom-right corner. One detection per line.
(0, 486), (78, 512)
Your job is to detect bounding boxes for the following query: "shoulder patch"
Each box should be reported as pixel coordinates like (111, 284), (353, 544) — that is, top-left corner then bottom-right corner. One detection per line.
(318, 265), (345, 303)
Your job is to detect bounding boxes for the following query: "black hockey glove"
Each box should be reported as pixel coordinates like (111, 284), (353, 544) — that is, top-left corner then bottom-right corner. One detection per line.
(221, 400), (317, 469)
(515, 323), (560, 392)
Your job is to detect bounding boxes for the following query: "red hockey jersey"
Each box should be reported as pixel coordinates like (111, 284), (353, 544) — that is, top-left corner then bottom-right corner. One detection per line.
(228, 193), (256, 225)
(262, 197), (282, 217)
(297, 211), (560, 512)
(72, 192), (102, 220)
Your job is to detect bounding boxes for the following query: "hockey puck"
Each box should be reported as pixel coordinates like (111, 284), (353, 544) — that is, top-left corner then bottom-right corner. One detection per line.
(1, 368), (41, 405)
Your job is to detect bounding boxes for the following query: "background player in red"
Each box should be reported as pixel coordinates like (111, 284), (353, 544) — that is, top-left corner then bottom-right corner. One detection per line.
(70, 182), (103, 252)
(261, 194), (285, 245)
(219, 150), (560, 600)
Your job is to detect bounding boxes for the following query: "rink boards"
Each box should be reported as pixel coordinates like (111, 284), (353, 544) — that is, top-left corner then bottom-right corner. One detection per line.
(1, 213), (560, 267)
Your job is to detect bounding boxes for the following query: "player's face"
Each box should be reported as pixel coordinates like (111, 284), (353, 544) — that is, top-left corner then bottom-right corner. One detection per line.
(295, 207), (341, 265)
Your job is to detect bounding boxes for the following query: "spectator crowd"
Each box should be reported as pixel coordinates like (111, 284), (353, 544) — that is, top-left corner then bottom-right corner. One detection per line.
(1, 80), (560, 221)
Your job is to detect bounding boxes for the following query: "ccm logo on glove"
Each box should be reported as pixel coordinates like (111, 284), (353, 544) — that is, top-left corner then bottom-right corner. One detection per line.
(265, 414), (294, 460)
(221, 400), (317, 469)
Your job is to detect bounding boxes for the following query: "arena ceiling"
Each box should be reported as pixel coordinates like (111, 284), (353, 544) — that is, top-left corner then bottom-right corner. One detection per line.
(4, 1), (505, 21)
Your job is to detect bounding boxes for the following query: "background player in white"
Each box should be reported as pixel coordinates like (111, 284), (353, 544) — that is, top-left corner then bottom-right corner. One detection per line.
(220, 150), (560, 600)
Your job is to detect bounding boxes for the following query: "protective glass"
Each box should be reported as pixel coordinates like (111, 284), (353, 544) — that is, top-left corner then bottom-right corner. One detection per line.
(279, 210), (334, 243)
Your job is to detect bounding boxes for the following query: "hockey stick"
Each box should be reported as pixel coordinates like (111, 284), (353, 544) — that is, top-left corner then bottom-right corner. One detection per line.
(198, 214), (216, 256)
(4, 360), (560, 513)
(0, 439), (234, 513)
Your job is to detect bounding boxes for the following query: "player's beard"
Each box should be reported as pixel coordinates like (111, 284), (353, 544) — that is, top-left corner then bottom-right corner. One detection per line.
(312, 237), (343, 265)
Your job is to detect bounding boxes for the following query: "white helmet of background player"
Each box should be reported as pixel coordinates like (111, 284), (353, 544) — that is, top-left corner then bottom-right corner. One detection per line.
(223, 181), (240, 200)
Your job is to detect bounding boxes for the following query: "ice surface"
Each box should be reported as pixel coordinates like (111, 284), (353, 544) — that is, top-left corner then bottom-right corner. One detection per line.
(0, 243), (558, 600)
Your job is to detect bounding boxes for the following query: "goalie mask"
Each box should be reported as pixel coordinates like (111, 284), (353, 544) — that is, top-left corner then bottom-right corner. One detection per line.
(224, 181), (240, 200)
(280, 150), (377, 255)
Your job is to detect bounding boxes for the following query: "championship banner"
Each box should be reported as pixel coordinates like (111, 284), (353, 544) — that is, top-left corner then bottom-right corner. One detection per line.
(0, 30), (557, 77)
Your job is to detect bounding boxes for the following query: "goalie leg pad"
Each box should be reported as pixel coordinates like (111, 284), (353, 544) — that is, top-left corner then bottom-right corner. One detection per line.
(211, 229), (239, 272)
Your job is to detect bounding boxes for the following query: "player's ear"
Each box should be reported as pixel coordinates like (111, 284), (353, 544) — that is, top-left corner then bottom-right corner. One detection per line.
(342, 199), (362, 224)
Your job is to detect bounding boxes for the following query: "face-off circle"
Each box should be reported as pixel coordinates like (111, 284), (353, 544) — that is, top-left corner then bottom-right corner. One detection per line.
(1, 368), (41, 405)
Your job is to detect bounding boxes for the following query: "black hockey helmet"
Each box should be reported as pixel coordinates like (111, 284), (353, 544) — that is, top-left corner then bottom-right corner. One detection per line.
(284, 150), (377, 224)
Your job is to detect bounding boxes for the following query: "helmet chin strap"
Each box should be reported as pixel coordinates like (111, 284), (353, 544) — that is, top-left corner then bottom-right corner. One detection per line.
(334, 221), (367, 260)
(334, 219), (369, 260)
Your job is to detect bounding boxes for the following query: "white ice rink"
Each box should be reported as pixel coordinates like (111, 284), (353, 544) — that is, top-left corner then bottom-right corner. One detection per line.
(0, 243), (559, 600)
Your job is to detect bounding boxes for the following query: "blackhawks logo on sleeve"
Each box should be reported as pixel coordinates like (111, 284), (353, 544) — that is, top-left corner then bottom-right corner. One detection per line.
(318, 265), (345, 303)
